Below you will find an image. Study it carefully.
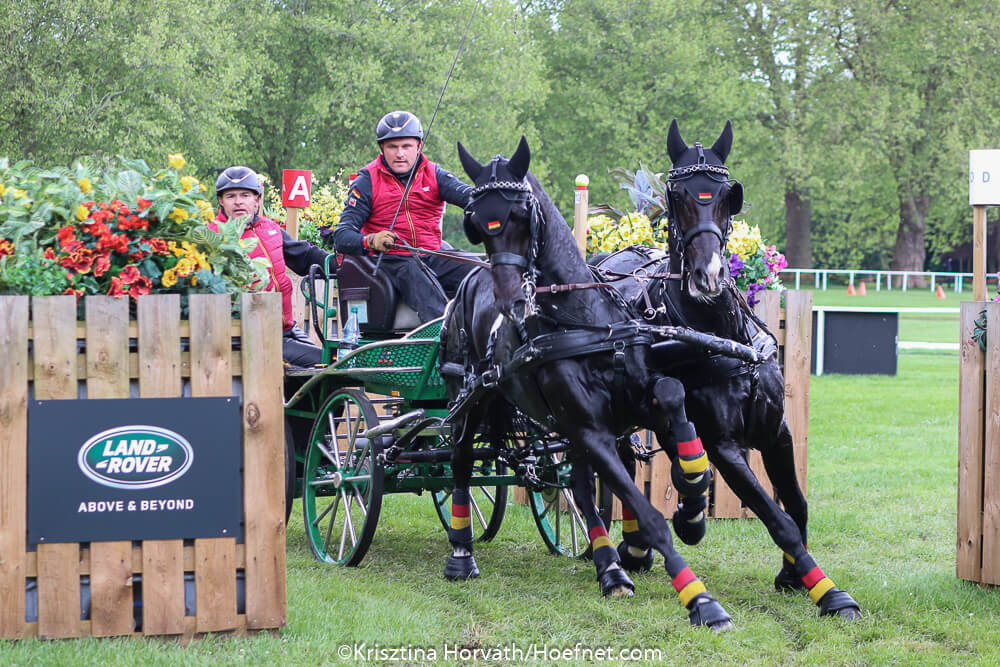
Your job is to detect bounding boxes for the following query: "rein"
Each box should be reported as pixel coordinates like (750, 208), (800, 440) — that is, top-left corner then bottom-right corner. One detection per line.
(385, 241), (491, 269)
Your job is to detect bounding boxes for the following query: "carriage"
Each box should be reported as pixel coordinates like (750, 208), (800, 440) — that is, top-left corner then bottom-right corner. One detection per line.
(281, 252), (591, 566)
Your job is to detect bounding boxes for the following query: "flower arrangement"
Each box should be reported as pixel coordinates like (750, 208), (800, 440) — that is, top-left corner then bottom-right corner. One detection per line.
(590, 163), (786, 306)
(0, 155), (269, 299)
(263, 173), (350, 247)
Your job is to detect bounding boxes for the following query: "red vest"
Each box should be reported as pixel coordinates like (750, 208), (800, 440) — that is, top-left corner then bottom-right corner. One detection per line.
(211, 213), (294, 329)
(363, 156), (444, 254)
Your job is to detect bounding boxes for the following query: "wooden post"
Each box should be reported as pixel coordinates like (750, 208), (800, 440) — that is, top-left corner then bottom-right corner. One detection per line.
(285, 207), (300, 241)
(573, 175), (589, 258)
(974, 205), (987, 300)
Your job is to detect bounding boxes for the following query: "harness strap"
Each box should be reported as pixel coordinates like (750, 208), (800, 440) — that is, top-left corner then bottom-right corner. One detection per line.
(490, 252), (530, 269)
(385, 241), (490, 268)
(534, 281), (618, 294)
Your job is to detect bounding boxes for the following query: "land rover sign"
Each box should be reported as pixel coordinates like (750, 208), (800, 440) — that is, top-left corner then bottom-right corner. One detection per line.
(28, 396), (242, 544)
(78, 426), (194, 489)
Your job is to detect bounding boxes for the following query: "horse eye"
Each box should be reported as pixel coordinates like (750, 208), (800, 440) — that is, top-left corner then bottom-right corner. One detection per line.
(512, 205), (528, 218)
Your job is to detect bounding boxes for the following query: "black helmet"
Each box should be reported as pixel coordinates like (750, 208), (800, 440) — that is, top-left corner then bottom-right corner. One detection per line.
(375, 111), (424, 143)
(216, 166), (263, 197)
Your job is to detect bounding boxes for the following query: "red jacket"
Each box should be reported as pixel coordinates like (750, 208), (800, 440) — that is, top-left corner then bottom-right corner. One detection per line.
(211, 213), (295, 329)
(362, 156), (444, 254)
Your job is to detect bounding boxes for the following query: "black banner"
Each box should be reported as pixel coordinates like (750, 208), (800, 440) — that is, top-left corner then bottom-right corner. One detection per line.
(28, 397), (243, 544)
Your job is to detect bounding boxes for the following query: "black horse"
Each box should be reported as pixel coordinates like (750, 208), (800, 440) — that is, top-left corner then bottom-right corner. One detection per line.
(594, 120), (860, 619)
(438, 137), (733, 629)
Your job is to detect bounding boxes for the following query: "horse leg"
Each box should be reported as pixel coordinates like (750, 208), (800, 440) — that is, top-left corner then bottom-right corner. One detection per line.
(568, 456), (635, 597)
(760, 418), (808, 591)
(615, 438), (655, 573)
(647, 376), (713, 546)
(712, 443), (861, 619)
(578, 426), (732, 630)
(444, 405), (486, 581)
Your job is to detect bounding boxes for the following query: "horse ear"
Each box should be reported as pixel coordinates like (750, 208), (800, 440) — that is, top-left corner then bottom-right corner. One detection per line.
(711, 120), (733, 163)
(508, 136), (530, 181)
(457, 141), (483, 181)
(667, 119), (687, 163)
(728, 181), (744, 216)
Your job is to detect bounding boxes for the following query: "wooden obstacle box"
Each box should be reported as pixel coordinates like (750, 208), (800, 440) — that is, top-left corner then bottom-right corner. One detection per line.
(0, 293), (286, 639)
(958, 300), (1000, 585)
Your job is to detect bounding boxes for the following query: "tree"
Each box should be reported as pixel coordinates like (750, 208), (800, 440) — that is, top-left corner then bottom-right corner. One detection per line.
(0, 0), (255, 171)
(836, 1), (1000, 281)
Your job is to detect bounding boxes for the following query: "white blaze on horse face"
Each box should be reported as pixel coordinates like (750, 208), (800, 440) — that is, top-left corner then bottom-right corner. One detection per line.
(707, 252), (722, 286)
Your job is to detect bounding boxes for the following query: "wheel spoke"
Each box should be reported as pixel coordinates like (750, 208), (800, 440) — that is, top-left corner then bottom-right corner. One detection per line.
(352, 487), (369, 519)
(469, 494), (487, 533)
(339, 490), (358, 560)
(479, 487), (496, 506)
(325, 414), (342, 467)
(322, 493), (341, 555)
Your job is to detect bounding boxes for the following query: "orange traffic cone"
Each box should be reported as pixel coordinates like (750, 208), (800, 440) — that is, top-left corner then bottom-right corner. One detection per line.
(936, 284), (946, 299)
(858, 281), (867, 296)
(847, 283), (856, 296)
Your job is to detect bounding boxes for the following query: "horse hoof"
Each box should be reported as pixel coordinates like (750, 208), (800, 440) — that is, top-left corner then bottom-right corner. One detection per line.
(672, 509), (706, 546)
(818, 588), (861, 619)
(444, 554), (480, 581)
(598, 566), (635, 598)
(617, 541), (654, 573)
(687, 594), (733, 631)
(774, 564), (805, 592)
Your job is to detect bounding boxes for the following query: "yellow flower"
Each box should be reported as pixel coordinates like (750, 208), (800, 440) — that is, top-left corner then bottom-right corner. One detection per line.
(175, 257), (196, 277)
(197, 200), (215, 221)
(77, 178), (93, 193)
(169, 207), (190, 223)
(161, 268), (178, 288)
(168, 153), (186, 170)
(199, 183), (207, 193)
(75, 204), (90, 221)
(180, 176), (199, 193)
(190, 274), (198, 286)
(14, 188), (27, 199)
(0, 183), (6, 197)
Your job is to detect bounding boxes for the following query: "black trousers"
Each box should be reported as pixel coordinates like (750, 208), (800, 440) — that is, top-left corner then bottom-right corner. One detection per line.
(283, 324), (323, 368)
(378, 253), (478, 323)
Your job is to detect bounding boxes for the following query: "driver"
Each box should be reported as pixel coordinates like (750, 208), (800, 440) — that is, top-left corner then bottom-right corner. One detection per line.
(325, 110), (476, 323)
(213, 166), (332, 368)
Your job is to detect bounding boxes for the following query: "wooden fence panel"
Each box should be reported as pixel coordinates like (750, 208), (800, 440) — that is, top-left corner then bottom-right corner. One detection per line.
(983, 303), (1000, 585)
(0, 297), (29, 639)
(189, 294), (238, 633)
(137, 295), (186, 635)
(957, 302), (985, 581)
(33, 297), (81, 639)
(85, 296), (135, 637)
(241, 293), (287, 629)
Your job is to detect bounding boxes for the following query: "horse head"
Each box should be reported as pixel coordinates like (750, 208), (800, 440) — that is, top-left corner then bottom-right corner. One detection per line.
(457, 136), (537, 324)
(665, 119), (743, 300)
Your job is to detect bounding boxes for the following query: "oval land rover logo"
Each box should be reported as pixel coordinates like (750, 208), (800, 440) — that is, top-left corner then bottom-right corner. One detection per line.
(78, 426), (194, 490)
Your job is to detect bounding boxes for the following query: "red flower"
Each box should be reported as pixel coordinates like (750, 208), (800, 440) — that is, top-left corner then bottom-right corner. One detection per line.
(90, 209), (112, 225)
(43, 247), (56, 260)
(137, 198), (151, 211)
(0, 239), (13, 257)
(97, 233), (129, 254)
(57, 225), (77, 248)
(148, 238), (170, 255)
(128, 275), (152, 299)
(62, 286), (84, 298)
(128, 250), (148, 262)
(82, 201), (95, 208)
(118, 264), (141, 285)
(65, 247), (95, 274)
(93, 252), (111, 277)
(107, 276), (125, 297)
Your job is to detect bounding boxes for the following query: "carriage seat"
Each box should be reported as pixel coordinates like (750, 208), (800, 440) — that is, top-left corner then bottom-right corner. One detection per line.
(336, 254), (421, 334)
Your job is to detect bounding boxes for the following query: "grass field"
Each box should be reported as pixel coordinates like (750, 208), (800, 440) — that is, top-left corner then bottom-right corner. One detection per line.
(2, 349), (997, 665)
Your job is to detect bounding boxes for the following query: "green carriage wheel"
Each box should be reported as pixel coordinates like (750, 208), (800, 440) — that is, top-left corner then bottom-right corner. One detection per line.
(431, 462), (509, 542)
(303, 388), (383, 566)
(529, 451), (590, 558)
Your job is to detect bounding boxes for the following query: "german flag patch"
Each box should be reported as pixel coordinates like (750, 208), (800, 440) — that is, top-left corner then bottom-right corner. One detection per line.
(698, 192), (712, 200)
(487, 220), (501, 231)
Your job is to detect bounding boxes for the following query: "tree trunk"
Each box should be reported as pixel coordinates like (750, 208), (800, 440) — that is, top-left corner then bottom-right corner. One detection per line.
(890, 190), (931, 288)
(784, 187), (812, 269)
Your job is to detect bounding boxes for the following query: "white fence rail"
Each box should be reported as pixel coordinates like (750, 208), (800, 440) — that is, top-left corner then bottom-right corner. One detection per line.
(780, 268), (993, 293)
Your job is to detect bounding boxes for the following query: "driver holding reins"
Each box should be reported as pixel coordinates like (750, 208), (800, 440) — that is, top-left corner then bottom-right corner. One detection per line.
(326, 110), (476, 323)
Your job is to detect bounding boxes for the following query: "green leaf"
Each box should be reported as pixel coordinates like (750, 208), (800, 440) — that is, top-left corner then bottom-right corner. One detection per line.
(117, 170), (143, 202)
(121, 159), (150, 176)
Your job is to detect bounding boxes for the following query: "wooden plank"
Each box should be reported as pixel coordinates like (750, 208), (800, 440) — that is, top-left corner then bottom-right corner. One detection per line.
(983, 302), (1000, 584)
(783, 290), (813, 494)
(188, 294), (239, 632)
(0, 296), (29, 639)
(240, 292), (287, 629)
(88, 541), (134, 637)
(32, 296), (82, 639)
(957, 302), (986, 582)
(711, 465), (743, 518)
(647, 449), (677, 518)
(974, 206), (987, 301)
(137, 295), (186, 635)
(85, 296), (134, 636)
(194, 540), (237, 633)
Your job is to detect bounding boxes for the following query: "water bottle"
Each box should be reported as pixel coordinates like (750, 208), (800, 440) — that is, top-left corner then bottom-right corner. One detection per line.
(337, 307), (360, 360)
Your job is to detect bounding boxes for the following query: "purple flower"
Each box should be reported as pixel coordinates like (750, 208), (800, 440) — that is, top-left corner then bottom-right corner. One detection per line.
(729, 252), (744, 276)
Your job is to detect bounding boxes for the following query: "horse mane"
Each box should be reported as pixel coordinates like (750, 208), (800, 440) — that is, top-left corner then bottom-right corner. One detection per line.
(525, 171), (593, 286)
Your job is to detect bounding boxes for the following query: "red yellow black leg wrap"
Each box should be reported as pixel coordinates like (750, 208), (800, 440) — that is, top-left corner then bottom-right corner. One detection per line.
(671, 567), (708, 608)
(677, 438), (709, 475)
(589, 526), (614, 552)
(621, 507), (639, 538)
(803, 566), (836, 604)
(450, 502), (471, 530)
